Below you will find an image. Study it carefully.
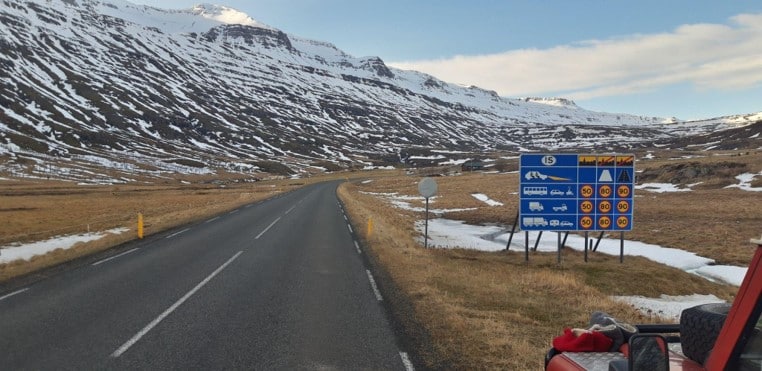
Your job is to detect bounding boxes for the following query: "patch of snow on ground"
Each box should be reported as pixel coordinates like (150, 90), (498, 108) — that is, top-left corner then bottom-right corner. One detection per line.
(409, 215), (748, 320)
(471, 193), (504, 206)
(0, 228), (130, 264)
(612, 294), (726, 321)
(724, 172), (762, 192)
(635, 183), (693, 193)
(362, 192), (477, 214)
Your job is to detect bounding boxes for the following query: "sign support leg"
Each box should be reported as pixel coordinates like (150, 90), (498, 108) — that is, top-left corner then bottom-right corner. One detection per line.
(593, 231), (604, 251)
(424, 197), (429, 249)
(506, 211), (519, 251)
(584, 231), (589, 262)
(557, 232), (562, 264)
(620, 232), (624, 263)
(525, 231), (529, 262)
(533, 231), (543, 251)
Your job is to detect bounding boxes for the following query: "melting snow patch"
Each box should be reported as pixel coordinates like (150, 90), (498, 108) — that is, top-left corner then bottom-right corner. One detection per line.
(0, 228), (130, 264)
(471, 193), (504, 206)
(724, 172), (762, 192)
(613, 294), (726, 321)
(635, 183), (692, 193)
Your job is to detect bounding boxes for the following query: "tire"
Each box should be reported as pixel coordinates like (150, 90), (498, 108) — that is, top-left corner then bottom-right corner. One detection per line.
(679, 302), (731, 364)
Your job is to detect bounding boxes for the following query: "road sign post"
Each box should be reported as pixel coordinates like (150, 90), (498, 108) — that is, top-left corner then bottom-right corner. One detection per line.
(519, 153), (635, 261)
(418, 177), (438, 249)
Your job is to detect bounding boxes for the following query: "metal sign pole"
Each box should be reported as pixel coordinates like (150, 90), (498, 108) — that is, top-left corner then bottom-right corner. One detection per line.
(533, 231), (543, 251)
(557, 232), (562, 264)
(584, 231), (589, 262)
(424, 197), (429, 249)
(506, 211), (519, 251)
(620, 231), (624, 263)
(525, 231), (529, 262)
(594, 231), (604, 251)
(418, 177), (438, 249)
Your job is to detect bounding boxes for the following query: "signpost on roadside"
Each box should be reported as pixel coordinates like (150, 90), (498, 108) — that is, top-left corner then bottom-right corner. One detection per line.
(518, 153), (635, 263)
(418, 177), (438, 249)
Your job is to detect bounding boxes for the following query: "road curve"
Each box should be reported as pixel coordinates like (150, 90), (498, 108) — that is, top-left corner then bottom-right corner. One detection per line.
(0, 181), (413, 370)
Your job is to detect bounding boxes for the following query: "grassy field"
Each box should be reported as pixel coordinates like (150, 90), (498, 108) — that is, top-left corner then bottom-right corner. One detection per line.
(337, 149), (761, 369)
(0, 177), (311, 281)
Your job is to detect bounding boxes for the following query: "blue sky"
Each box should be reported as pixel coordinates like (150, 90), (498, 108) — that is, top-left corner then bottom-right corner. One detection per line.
(130, 1), (762, 120)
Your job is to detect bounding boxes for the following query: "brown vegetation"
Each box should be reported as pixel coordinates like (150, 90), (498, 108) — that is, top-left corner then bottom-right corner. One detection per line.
(337, 149), (761, 369)
(0, 178), (307, 281)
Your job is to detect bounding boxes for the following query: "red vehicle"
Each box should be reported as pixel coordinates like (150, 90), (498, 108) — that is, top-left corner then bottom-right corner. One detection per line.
(546, 234), (762, 370)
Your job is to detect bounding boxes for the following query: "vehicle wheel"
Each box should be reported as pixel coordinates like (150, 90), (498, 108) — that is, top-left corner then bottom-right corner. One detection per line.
(679, 302), (731, 364)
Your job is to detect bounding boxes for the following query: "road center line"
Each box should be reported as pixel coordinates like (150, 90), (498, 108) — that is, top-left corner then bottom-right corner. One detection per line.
(110, 251), (243, 358)
(365, 270), (383, 301)
(285, 205), (296, 215)
(255, 217), (281, 240)
(399, 352), (415, 371)
(92, 248), (139, 266)
(165, 228), (190, 239)
(0, 288), (29, 302)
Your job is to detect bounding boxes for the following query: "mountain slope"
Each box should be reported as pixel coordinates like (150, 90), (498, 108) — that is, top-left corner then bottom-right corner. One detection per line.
(0, 0), (759, 182)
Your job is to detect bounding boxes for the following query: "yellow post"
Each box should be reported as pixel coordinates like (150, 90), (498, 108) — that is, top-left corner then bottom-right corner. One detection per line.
(367, 217), (373, 237)
(138, 213), (144, 239)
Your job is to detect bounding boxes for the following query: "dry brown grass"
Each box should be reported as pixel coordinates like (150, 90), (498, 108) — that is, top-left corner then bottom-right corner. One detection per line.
(338, 150), (759, 370)
(0, 168), (398, 281)
(0, 176), (327, 281)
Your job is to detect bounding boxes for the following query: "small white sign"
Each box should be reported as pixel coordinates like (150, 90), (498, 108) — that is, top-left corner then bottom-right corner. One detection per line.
(418, 177), (438, 198)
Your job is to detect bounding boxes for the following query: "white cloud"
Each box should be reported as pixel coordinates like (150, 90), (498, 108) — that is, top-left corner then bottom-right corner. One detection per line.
(389, 13), (762, 100)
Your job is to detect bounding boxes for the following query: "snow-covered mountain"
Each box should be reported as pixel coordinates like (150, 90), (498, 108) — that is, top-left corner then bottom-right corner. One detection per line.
(0, 0), (760, 182)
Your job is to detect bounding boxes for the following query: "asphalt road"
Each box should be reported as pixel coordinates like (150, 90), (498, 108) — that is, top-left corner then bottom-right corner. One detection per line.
(0, 181), (413, 370)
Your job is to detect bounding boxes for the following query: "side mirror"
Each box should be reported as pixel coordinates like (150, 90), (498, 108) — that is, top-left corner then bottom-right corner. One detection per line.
(628, 334), (669, 371)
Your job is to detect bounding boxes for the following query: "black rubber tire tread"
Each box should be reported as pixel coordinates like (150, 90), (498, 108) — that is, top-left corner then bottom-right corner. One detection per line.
(679, 302), (731, 364)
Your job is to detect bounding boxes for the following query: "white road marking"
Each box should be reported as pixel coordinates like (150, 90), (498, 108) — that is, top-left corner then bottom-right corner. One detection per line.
(347, 224), (353, 233)
(285, 205), (296, 215)
(205, 216), (220, 224)
(165, 228), (190, 239)
(343, 214), (347, 221)
(228, 209), (239, 214)
(111, 251), (243, 358)
(92, 248), (139, 266)
(0, 288), (29, 302)
(354, 241), (362, 254)
(365, 270), (383, 301)
(399, 352), (415, 371)
(255, 217), (281, 240)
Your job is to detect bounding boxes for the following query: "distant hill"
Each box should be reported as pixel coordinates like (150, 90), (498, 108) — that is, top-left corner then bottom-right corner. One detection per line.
(0, 0), (759, 182)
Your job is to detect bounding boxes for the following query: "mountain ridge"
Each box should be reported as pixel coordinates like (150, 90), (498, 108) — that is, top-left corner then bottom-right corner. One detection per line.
(0, 0), (760, 183)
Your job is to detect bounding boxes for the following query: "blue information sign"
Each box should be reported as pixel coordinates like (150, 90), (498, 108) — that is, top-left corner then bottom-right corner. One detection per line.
(519, 154), (635, 231)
